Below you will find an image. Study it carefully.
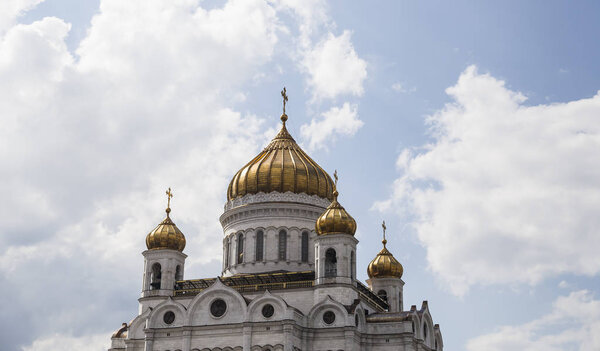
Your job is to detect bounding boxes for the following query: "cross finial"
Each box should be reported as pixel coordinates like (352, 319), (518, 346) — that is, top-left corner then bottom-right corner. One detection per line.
(281, 87), (288, 115)
(382, 220), (387, 244)
(166, 187), (173, 213)
(334, 170), (338, 187)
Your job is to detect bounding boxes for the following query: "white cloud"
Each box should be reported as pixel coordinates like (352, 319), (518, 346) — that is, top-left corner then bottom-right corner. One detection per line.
(374, 65), (600, 296)
(0, 0), (44, 33)
(302, 30), (367, 100)
(22, 332), (111, 351)
(300, 102), (363, 150)
(467, 290), (600, 351)
(392, 82), (416, 93)
(0, 0), (330, 349)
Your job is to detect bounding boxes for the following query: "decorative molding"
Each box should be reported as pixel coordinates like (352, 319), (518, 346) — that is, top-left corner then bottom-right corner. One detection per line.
(224, 192), (330, 211)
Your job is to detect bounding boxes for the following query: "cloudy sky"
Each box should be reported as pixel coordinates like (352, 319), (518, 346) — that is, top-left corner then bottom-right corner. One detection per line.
(1, 0), (599, 350)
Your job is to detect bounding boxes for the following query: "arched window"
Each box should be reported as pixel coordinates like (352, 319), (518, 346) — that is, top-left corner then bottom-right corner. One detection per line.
(350, 251), (355, 280)
(175, 265), (182, 281)
(237, 233), (244, 264)
(150, 263), (161, 290)
(423, 323), (428, 341)
(325, 248), (337, 277)
(278, 230), (287, 260)
(301, 231), (309, 262)
(224, 238), (230, 269)
(377, 289), (388, 303)
(255, 230), (264, 261)
(435, 339), (438, 350)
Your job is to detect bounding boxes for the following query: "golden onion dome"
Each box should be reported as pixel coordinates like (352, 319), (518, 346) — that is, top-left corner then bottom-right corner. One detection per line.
(367, 221), (403, 279)
(227, 111), (334, 202)
(145, 188), (186, 252)
(315, 171), (357, 235)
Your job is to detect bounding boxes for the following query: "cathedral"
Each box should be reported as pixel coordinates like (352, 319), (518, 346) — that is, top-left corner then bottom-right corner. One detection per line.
(109, 91), (444, 351)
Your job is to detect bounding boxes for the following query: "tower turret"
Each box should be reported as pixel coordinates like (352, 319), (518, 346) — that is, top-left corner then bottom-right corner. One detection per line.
(366, 221), (405, 312)
(314, 171), (358, 285)
(141, 188), (187, 301)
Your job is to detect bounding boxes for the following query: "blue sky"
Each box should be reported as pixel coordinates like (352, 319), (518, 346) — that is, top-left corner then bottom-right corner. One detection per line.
(1, 1), (599, 350)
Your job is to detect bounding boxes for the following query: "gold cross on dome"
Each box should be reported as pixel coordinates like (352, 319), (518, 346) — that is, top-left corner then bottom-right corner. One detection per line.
(382, 220), (387, 241)
(281, 87), (288, 114)
(334, 170), (338, 187)
(166, 187), (173, 208)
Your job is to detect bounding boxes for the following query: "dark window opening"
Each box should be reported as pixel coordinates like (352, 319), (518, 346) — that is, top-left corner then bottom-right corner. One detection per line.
(301, 231), (309, 262)
(175, 265), (182, 281)
(150, 263), (161, 290)
(255, 230), (264, 261)
(325, 248), (337, 277)
(323, 311), (336, 325)
(163, 311), (175, 324)
(237, 233), (244, 264)
(350, 250), (355, 280)
(278, 230), (287, 260)
(225, 238), (230, 269)
(210, 299), (227, 318)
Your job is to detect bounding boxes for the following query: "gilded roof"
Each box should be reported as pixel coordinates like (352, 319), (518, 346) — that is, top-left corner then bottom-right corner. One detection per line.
(227, 114), (334, 201)
(367, 239), (403, 279)
(315, 174), (356, 235)
(146, 208), (186, 252)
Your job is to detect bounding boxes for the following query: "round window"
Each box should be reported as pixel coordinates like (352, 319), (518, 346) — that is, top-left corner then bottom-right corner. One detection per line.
(210, 299), (227, 318)
(262, 304), (274, 318)
(323, 311), (336, 325)
(163, 311), (175, 324)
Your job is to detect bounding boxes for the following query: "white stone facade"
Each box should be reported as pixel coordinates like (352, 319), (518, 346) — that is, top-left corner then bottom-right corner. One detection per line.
(109, 191), (444, 351)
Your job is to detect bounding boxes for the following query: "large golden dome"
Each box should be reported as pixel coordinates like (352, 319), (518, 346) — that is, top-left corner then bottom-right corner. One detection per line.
(367, 223), (403, 278)
(227, 113), (334, 201)
(315, 173), (357, 235)
(146, 189), (186, 252)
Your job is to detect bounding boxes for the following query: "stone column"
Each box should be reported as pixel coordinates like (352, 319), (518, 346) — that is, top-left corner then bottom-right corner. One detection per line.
(143, 332), (154, 351)
(243, 323), (252, 351)
(182, 327), (192, 351)
(283, 323), (293, 351)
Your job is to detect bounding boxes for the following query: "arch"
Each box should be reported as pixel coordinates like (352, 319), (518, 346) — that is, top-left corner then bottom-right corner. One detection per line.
(127, 308), (152, 339)
(150, 262), (161, 290)
(255, 230), (264, 261)
(307, 296), (348, 328)
(301, 231), (309, 262)
(237, 233), (244, 264)
(147, 297), (187, 328)
(245, 290), (290, 322)
(421, 312), (434, 347)
(278, 230), (287, 260)
(187, 278), (248, 325)
(354, 305), (368, 332)
(377, 289), (388, 303)
(325, 248), (337, 277)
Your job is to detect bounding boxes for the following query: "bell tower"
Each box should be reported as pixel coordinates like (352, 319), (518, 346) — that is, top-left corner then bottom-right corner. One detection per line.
(366, 221), (405, 312)
(314, 171), (358, 285)
(141, 188), (187, 301)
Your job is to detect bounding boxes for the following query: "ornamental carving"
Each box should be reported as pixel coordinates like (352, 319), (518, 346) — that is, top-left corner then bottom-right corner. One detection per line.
(224, 192), (330, 211)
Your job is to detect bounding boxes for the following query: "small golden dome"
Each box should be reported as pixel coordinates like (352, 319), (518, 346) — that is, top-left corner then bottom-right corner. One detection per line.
(367, 222), (403, 278)
(315, 171), (357, 235)
(146, 188), (186, 252)
(227, 90), (334, 201)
